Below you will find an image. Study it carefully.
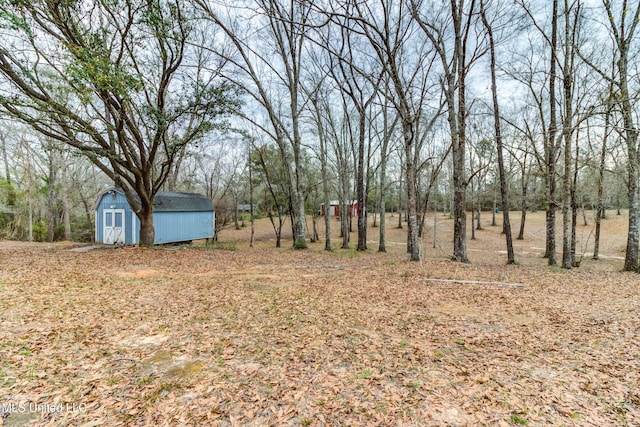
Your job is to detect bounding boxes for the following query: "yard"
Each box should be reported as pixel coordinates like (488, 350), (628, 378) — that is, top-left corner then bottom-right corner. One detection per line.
(0, 211), (638, 426)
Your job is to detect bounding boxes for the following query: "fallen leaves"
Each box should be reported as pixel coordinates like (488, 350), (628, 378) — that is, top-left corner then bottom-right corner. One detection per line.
(0, 238), (638, 426)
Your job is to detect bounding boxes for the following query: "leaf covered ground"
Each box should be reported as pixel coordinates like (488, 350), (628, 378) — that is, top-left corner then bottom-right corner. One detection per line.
(0, 212), (638, 426)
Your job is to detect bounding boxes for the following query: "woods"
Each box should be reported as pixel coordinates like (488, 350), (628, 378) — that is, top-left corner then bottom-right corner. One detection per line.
(0, 0), (638, 267)
(1, 2), (640, 425)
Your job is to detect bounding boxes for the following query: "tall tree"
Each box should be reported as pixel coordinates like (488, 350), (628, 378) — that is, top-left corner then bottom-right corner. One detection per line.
(592, 80), (615, 260)
(0, 0), (235, 246)
(515, 0), (560, 265)
(577, 0), (640, 270)
(308, 91), (333, 251)
(413, 0), (484, 262)
(546, 0), (560, 266)
(375, 80), (399, 253)
(340, 0), (439, 261)
(481, 1), (515, 263)
(321, 19), (382, 251)
(560, 0), (583, 269)
(198, 0), (312, 249)
(603, 0), (640, 271)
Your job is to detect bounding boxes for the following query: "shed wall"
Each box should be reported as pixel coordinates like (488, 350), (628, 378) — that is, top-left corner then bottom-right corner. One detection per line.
(153, 211), (215, 244)
(95, 191), (136, 245)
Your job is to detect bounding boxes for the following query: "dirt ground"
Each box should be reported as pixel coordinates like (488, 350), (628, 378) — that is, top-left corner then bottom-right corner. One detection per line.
(0, 210), (638, 426)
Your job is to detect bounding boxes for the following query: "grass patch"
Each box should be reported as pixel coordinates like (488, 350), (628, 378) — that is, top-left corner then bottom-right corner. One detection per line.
(210, 241), (239, 251)
(510, 414), (528, 425)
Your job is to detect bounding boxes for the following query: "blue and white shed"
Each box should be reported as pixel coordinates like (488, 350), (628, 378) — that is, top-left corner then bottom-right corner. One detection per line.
(95, 188), (215, 245)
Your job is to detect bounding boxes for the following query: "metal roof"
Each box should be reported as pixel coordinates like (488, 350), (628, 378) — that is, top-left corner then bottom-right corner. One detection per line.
(153, 191), (214, 212)
(96, 188), (214, 212)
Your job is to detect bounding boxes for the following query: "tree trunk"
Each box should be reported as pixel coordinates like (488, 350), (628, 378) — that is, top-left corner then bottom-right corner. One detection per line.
(450, 0), (473, 264)
(452, 159), (468, 261)
(561, 0), (578, 269)
(571, 183), (578, 266)
(433, 203), (437, 248)
(28, 198), (33, 242)
(356, 111), (367, 251)
(481, 2), (515, 263)
(544, 0), (559, 266)
(323, 200), (331, 251)
(561, 121), (572, 267)
(0, 131), (10, 184)
(625, 151), (639, 271)
(268, 211), (283, 248)
(167, 146), (186, 192)
(470, 180), (476, 240)
(397, 170), (403, 229)
(249, 145), (255, 248)
(418, 192), (433, 238)
(47, 153), (57, 242)
(341, 201), (349, 249)
(492, 189), (497, 227)
(139, 207), (155, 247)
(518, 207), (527, 240)
(292, 84), (307, 250)
(309, 96), (332, 251)
(62, 190), (72, 241)
(234, 195), (240, 230)
(311, 214), (319, 242)
(404, 120), (420, 262)
(619, 36), (640, 271)
(378, 168), (387, 253)
(471, 207), (476, 240)
(450, 66), (468, 261)
(320, 140), (332, 253)
(594, 107), (610, 259)
(571, 127), (581, 266)
(517, 159), (529, 240)
(81, 196), (94, 243)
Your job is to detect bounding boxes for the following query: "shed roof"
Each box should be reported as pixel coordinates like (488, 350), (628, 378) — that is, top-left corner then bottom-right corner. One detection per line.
(153, 191), (213, 212)
(97, 188), (214, 212)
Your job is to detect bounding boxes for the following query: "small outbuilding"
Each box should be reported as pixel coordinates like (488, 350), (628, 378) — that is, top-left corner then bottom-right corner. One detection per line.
(95, 188), (215, 245)
(320, 200), (341, 217)
(320, 200), (362, 217)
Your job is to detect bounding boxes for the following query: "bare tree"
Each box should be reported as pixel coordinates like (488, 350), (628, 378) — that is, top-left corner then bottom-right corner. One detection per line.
(330, 0), (441, 261)
(413, 0), (485, 262)
(197, 0), (314, 249)
(575, 0), (640, 270)
(602, 0), (639, 271)
(512, 0), (561, 265)
(592, 84), (615, 260)
(375, 81), (399, 252)
(308, 92), (333, 251)
(320, 19), (382, 251)
(480, 0), (515, 262)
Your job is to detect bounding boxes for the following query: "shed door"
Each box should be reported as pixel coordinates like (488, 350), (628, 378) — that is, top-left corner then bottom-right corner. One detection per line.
(104, 209), (125, 245)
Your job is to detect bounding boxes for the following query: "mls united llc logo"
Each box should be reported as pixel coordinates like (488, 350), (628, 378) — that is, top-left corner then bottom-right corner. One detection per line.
(1, 401), (87, 415)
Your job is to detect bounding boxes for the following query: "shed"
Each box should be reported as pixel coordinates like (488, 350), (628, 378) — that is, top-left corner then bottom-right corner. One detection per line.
(95, 188), (215, 245)
(320, 200), (340, 217)
(320, 200), (361, 217)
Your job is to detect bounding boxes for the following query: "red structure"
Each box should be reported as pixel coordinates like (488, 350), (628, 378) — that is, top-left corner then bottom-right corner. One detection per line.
(320, 200), (362, 217)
